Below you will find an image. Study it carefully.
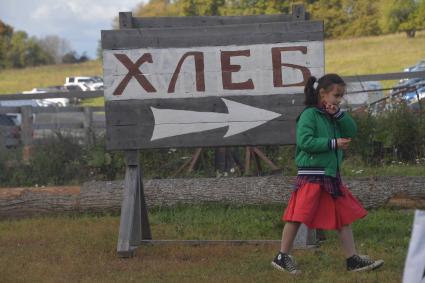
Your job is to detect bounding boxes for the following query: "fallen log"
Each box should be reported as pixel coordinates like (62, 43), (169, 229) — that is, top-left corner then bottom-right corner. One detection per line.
(0, 176), (424, 219)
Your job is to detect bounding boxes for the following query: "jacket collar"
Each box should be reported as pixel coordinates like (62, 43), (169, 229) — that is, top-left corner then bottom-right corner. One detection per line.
(312, 106), (327, 114)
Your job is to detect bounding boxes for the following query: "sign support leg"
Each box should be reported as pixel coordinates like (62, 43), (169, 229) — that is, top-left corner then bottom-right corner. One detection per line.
(117, 150), (151, 258)
(294, 224), (317, 248)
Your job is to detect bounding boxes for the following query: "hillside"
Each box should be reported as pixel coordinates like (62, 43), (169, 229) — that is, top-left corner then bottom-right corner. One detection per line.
(0, 31), (424, 97)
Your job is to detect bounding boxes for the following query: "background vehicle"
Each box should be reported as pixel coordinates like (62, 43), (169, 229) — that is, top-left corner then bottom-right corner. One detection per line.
(342, 81), (384, 108)
(403, 85), (425, 108)
(403, 59), (425, 72)
(65, 76), (103, 91)
(22, 87), (70, 107)
(0, 114), (20, 148)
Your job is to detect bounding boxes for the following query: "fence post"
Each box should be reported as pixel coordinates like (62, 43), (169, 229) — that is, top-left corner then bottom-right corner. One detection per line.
(20, 106), (33, 162)
(83, 107), (93, 146)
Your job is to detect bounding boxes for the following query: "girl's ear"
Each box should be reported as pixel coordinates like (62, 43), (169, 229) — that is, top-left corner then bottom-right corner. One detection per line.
(318, 88), (325, 100)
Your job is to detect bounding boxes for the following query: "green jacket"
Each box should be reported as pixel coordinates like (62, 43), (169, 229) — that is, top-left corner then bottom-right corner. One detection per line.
(295, 107), (357, 177)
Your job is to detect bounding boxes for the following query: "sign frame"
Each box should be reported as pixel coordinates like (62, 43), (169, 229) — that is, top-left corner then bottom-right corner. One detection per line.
(102, 5), (323, 257)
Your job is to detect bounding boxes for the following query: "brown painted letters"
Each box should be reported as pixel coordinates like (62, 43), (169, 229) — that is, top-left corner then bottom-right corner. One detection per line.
(113, 46), (311, 95)
(168, 52), (205, 93)
(221, 50), (254, 90)
(113, 53), (156, 95)
(272, 46), (311, 87)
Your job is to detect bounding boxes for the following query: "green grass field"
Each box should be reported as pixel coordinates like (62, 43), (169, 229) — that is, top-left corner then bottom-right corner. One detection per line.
(0, 205), (414, 282)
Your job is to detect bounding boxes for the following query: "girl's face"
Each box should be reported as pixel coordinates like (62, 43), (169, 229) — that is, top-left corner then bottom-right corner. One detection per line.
(319, 84), (345, 108)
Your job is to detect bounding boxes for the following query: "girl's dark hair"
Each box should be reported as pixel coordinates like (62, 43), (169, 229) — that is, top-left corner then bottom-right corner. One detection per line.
(304, 73), (346, 106)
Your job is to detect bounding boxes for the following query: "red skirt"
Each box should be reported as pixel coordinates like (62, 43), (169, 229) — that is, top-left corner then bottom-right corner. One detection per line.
(282, 182), (367, 230)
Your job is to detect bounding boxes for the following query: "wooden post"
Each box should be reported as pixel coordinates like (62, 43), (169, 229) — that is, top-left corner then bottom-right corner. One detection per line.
(292, 4), (307, 21)
(83, 107), (93, 146)
(117, 150), (151, 258)
(294, 224), (317, 247)
(215, 147), (226, 172)
(119, 12), (133, 29)
(20, 106), (33, 162)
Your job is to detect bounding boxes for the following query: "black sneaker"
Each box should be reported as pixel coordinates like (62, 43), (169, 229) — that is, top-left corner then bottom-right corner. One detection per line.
(271, 252), (301, 275)
(346, 254), (384, 272)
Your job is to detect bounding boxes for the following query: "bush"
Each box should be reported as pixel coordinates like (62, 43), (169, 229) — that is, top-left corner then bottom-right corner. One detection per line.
(350, 106), (425, 164)
(1, 107), (424, 187)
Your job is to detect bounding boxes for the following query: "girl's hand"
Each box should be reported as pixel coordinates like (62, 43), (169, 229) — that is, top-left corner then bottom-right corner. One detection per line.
(324, 102), (340, 115)
(337, 138), (351, 150)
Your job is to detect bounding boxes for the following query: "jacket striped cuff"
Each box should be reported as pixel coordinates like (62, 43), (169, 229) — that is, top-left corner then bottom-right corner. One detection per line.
(328, 138), (337, 150)
(298, 167), (325, 175)
(332, 109), (344, 120)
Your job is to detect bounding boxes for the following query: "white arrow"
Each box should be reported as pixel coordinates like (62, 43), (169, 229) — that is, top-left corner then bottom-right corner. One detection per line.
(150, 98), (281, 141)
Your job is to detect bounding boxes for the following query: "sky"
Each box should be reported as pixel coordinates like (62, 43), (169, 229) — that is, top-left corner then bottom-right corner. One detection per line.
(0, 0), (148, 59)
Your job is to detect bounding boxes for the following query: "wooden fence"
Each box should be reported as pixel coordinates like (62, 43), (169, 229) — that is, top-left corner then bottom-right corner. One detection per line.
(0, 91), (105, 148)
(0, 70), (424, 150)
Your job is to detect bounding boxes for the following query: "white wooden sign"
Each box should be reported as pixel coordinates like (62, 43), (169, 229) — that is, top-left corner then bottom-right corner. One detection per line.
(103, 42), (324, 101)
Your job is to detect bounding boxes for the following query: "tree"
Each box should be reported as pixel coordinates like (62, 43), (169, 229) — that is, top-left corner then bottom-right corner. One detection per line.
(37, 35), (72, 64)
(176, 0), (225, 16)
(0, 20), (14, 69)
(7, 31), (30, 68)
(221, 0), (290, 16)
(310, 0), (350, 38)
(62, 51), (90, 64)
(399, 0), (425, 37)
(5, 31), (54, 68)
(0, 20), (55, 69)
(379, 0), (417, 37)
(133, 0), (179, 17)
(343, 0), (381, 37)
(78, 52), (89, 63)
(24, 37), (54, 66)
(62, 51), (79, 64)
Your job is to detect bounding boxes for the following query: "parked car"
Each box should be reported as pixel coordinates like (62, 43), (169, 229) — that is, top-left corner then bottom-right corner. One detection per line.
(342, 81), (384, 107)
(22, 87), (70, 107)
(0, 99), (38, 137)
(403, 85), (425, 105)
(400, 59), (425, 84)
(403, 59), (425, 72)
(65, 76), (103, 91)
(0, 114), (20, 148)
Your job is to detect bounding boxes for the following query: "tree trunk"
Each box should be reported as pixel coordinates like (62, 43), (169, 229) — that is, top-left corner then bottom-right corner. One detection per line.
(0, 176), (424, 219)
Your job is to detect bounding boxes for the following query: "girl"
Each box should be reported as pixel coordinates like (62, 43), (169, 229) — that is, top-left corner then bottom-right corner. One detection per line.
(271, 74), (384, 274)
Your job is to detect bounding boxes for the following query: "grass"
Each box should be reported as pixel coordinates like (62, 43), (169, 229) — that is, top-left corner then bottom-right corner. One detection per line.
(0, 31), (425, 104)
(0, 60), (102, 94)
(0, 205), (414, 282)
(325, 31), (425, 75)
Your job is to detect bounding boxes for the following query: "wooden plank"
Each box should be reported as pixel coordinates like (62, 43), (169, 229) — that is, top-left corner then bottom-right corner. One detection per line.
(117, 165), (141, 257)
(0, 90), (103, 101)
(101, 20), (324, 49)
(119, 12), (133, 29)
(342, 70), (425, 82)
(292, 4), (307, 21)
(84, 107), (94, 146)
(91, 121), (106, 128)
(103, 42), (324, 100)
(0, 107), (21, 114)
(138, 161), (152, 241)
(105, 94), (304, 150)
(31, 106), (85, 113)
(33, 123), (83, 130)
(139, 240), (283, 245)
(20, 106), (33, 146)
(132, 14), (296, 29)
